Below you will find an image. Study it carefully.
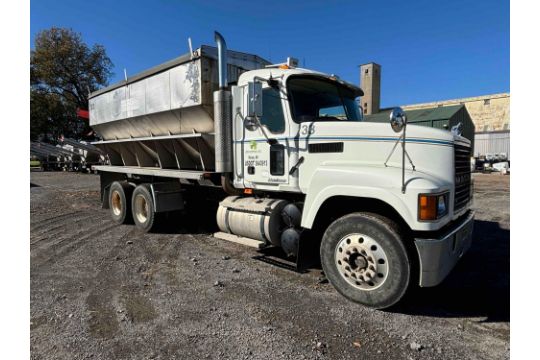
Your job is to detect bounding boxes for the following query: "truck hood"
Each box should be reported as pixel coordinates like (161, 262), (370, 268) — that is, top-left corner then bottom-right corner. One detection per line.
(305, 121), (456, 144)
(299, 121), (461, 185)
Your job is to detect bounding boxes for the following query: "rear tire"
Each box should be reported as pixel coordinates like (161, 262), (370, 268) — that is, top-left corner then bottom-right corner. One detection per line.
(320, 212), (411, 309)
(108, 181), (133, 224)
(131, 184), (157, 233)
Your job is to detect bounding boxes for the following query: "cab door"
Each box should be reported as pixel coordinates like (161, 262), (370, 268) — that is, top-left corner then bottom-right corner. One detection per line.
(242, 84), (289, 189)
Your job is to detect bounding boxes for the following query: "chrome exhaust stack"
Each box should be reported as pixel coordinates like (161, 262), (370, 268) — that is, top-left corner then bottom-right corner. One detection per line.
(214, 31), (228, 89)
(213, 31), (233, 175)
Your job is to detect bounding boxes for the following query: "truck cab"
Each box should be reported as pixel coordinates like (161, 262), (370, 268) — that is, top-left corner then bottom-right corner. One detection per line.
(223, 58), (474, 308)
(231, 63), (472, 225)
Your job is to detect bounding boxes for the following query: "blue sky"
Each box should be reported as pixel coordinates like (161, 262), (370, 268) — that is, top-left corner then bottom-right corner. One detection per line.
(31, 0), (509, 107)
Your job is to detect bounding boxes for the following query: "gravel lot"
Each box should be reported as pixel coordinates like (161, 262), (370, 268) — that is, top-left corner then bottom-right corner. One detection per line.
(30, 171), (509, 360)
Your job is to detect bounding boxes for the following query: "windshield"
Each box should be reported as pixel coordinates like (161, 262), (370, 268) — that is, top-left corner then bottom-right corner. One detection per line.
(287, 76), (362, 122)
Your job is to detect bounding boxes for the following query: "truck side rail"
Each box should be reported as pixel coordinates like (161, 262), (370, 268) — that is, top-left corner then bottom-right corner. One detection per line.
(92, 165), (212, 180)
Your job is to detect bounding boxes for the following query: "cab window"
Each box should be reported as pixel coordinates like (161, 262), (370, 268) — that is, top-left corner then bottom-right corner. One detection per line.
(261, 88), (285, 133)
(288, 76), (362, 122)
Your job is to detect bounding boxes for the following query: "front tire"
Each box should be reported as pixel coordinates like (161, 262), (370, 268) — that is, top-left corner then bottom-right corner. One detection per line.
(131, 184), (157, 233)
(320, 212), (411, 309)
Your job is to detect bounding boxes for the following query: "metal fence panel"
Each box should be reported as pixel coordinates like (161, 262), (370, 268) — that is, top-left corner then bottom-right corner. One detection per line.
(474, 131), (510, 159)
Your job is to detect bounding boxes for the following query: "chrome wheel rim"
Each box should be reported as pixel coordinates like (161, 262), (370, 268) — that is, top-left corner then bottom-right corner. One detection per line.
(111, 190), (122, 216)
(134, 194), (149, 224)
(334, 233), (389, 291)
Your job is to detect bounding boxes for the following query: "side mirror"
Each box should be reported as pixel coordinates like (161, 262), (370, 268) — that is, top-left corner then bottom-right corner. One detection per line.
(389, 107), (407, 133)
(247, 81), (263, 118)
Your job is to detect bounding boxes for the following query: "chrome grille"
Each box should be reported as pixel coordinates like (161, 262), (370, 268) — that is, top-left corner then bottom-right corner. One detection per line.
(454, 143), (471, 212)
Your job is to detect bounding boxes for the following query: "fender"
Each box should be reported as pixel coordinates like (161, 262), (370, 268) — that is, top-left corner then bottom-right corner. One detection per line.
(300, 164), (451, 232)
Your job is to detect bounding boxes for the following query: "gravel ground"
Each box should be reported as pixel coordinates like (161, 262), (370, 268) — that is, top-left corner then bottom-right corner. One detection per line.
(30, 171), (509, 360)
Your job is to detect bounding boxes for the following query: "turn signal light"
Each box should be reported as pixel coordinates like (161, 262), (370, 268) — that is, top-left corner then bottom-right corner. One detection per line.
(418, 192), (449, 221)
(419, 195), (437, 221)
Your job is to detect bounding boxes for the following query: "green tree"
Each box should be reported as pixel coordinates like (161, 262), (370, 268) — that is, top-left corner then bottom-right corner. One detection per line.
(30, 89), (76, 141)
(30, 27), (113, 140)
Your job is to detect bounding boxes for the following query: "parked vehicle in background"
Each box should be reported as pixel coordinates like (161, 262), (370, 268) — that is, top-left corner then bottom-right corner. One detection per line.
(30, 139), (106, 172)
(58, 138), (106, 172)
(30, 157), (41, 170)
(492, 162), (510, 174)
(89, 32), (474, 309)
(472, 152), (510, 174)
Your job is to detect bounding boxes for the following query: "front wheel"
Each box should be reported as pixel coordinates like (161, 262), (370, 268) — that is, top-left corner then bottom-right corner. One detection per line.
(320, 212), (411, 309)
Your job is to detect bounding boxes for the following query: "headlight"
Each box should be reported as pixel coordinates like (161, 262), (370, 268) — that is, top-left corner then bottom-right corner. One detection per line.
(418, 192), (449, 221)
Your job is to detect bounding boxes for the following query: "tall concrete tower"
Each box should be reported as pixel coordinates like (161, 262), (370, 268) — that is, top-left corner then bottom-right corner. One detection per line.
(360, 62), (381, 115)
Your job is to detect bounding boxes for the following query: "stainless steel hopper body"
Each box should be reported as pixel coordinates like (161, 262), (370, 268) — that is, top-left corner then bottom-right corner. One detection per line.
(89, 46), (270, 172)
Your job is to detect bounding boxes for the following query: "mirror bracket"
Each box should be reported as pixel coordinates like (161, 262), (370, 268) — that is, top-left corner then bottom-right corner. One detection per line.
(244, 80), (279, 146)
(247, 81), (263, 118)
(384, 107), (416, 193)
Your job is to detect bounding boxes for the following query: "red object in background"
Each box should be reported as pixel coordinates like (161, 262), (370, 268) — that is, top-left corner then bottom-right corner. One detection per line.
(77, 109), (89, 119)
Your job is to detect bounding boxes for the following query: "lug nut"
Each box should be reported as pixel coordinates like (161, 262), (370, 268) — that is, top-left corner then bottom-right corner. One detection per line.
(364, 272), (372, 280)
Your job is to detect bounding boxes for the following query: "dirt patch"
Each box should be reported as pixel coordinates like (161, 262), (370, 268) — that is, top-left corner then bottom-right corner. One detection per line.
(123, 294), (157, 323)
(30, 171), (510, 359)
(30, 315), (47, 331)
(86, 293), (119, 339)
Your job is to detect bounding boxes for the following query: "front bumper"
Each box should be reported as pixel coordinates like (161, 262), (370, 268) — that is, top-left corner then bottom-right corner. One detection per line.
(414, 211), (475, 287)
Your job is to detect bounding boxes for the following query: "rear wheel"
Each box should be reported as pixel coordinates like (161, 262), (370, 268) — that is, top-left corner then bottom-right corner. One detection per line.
(320, 212), (411, 309)
(131, 184), (157, 232)
(108, 181), (133, 224)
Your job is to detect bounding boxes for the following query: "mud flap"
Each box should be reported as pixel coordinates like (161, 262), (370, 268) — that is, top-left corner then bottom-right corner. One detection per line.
(295, 234), (320, 271)
(99, 171), (126, 209)
(252, 233), (320, 273)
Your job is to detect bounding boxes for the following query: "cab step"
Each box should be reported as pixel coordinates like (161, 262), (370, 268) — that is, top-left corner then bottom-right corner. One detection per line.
(213, 232), (266, 249)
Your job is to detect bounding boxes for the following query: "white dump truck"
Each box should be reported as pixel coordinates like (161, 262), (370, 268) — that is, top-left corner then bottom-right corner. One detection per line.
(90, 32), (474, 309)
